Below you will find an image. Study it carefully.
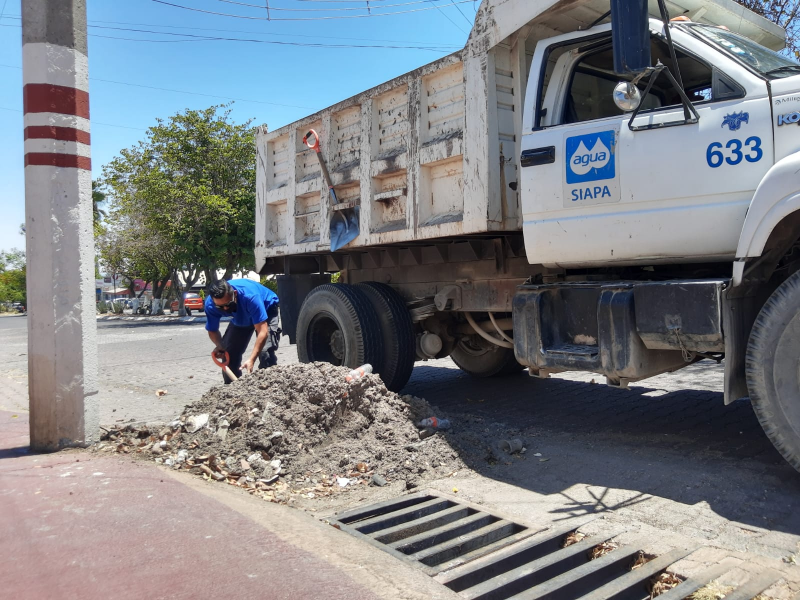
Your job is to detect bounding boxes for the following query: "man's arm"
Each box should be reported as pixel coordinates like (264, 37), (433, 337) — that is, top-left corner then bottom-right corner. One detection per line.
(242, 321), (270, 373)
(208, 329), (226, 360)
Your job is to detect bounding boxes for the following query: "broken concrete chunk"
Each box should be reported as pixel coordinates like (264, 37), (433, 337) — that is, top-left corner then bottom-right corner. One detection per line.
(185, 414), (209, 434)
(215, 419), (230, 441)
(371, 474), (387, 487)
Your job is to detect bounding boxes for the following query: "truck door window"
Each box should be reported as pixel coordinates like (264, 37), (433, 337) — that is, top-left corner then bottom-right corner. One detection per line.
(560, 37), (718, 125)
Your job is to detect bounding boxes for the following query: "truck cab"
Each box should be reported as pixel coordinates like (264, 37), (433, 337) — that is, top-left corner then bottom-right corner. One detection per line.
(520, 18), (800, 268)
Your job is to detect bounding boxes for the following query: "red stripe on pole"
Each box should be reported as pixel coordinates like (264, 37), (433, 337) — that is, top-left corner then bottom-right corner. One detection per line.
(24, 126), (90, 144)
(24, 153), (91, 170)
(23, 84), (90, 119)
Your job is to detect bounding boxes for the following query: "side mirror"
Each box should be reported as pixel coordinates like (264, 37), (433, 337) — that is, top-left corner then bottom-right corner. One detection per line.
(613, 82), (642, 111)
(610, 0), (651, 74)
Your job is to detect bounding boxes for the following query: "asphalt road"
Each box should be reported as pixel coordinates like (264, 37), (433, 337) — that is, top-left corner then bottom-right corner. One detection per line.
(3, 315), (800, 569)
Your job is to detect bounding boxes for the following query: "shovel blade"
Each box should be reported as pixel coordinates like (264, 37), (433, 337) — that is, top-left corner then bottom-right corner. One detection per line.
(330, 206), (360, 252)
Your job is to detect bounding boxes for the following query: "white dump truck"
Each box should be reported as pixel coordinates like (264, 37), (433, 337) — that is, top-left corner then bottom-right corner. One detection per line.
(255, 0), (800, 471)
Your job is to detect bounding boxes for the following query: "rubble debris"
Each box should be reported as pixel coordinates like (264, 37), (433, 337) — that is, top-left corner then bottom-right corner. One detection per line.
(94, 363), (465, 507)
(562, 531), (587, 548)
(590, 540), (619, 560)
(185, 414), (209, 434)
(650, 571), (685, 598)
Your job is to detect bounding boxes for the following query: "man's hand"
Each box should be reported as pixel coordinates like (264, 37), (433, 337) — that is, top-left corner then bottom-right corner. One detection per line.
(242, 357), (256, 373)
(213, 346), (227, 362)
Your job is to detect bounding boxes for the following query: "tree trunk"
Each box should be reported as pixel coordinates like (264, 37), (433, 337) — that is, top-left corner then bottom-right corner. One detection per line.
(152, 274), (171, 315)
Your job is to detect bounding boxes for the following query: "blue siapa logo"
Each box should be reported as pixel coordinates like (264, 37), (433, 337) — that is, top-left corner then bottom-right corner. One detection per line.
(565, 131), (616, 184)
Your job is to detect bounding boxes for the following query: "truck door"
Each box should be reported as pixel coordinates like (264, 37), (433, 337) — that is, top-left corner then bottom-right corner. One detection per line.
(520, 25), (773, 267)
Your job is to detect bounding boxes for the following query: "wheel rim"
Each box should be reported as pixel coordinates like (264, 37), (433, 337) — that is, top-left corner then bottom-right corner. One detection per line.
(307, 312), (345, 365)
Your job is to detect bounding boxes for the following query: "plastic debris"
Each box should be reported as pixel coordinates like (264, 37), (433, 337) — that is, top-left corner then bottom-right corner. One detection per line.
(345, 364), (373, 382)
(417, 417), (450, 430)
(185, 414), (209, 434)
(497, 439), (524, 454)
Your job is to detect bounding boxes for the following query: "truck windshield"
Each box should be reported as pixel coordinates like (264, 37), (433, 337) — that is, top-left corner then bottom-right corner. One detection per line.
(683, 23), (800, 79)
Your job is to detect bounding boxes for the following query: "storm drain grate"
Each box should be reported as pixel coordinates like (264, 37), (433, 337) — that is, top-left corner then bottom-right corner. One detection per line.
(327, 492), (784, 600)
(327, 491), (535, 576)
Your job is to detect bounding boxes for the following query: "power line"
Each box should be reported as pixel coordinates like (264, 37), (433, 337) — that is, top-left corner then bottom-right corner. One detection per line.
(426, 0), (467, 34)
(0, 20), (457, 51)
(450, 0), (474, 26)
(151, 0), (477, 22)
(0, 63), (318, 109)
(0, 14), (459, 47)
(216, 0), (468, 11)
(88, 23), (453, 50)
(0, 105), (148, 131)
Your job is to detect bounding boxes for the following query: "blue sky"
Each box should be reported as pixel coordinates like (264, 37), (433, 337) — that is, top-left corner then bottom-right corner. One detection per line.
(0, 0), (474, 252)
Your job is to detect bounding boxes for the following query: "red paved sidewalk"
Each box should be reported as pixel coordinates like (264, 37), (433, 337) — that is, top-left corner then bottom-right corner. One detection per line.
(0, 411), (377, 600)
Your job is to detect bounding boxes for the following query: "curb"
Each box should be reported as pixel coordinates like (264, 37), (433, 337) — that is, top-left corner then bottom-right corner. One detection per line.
(96, 315), (232, 324)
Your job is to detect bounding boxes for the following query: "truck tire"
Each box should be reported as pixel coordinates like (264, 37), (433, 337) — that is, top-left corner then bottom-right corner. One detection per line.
(355, 282), (415, 392)
(450, 337), (523, 378)
(746, 269), (800, 472)
(297, 284), (382, 371)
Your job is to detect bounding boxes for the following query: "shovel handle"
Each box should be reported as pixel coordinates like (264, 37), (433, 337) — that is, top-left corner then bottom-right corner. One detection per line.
(212, 350), (230, 367)
(304, 129), (336, 196)
(303, 129), (321, 153)
(223, 366), (238, 382)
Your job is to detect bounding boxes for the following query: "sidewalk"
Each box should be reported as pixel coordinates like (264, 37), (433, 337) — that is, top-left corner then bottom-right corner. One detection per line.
(0, 411), (453, 600)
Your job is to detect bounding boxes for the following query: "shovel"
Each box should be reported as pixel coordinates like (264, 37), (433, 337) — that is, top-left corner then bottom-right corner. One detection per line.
(211, 350), (238, 382)
(303, 129), (360, 252)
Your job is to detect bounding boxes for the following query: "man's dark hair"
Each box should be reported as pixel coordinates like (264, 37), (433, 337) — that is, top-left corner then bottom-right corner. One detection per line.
(207, 280), (231, 299)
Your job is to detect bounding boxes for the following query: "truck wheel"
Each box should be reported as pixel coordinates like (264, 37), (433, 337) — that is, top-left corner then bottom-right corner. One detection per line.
(746, 269), (800, 472)
(355, 282), (415, 392)
(450, 337), (523, 378)
(297, 284), (382, 370)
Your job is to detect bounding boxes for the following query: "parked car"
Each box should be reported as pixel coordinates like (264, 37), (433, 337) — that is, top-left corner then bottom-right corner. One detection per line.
(170, 293), (204, 315)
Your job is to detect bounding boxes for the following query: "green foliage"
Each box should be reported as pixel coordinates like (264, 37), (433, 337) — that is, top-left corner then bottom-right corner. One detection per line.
(100, 104), (257, 311)
(92, 180), (107, 237)
(0, 249), (26, 305)
(260, 275), (278, 294)
(330, 272), (341, 284)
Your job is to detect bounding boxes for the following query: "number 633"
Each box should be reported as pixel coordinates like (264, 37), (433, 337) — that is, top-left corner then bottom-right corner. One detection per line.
(706, 137), (763, 168)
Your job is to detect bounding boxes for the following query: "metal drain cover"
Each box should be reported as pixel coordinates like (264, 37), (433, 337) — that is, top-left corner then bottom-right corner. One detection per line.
(327, 491), (784, 600)
(328, 491), (536, 576)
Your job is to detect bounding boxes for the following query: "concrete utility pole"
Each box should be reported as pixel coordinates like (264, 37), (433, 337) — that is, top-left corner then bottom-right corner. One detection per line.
(21, 0), (98, 450)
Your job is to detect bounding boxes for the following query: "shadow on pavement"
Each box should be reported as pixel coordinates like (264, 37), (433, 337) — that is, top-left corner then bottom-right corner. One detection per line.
(403, 363), (800, 536)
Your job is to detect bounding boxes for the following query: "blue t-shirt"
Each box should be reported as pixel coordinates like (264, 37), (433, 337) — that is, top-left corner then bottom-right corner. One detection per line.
(205, 279), (279, 332)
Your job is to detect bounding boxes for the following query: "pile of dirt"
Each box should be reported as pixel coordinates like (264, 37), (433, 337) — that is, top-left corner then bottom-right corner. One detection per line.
(97, 362), (467, 503)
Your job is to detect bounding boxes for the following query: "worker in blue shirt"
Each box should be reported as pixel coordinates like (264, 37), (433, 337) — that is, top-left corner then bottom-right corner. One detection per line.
(205, 279), (280, 383)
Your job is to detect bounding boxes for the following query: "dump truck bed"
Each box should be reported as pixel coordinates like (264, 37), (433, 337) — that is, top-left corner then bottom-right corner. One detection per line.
(255, 0), (783, 273)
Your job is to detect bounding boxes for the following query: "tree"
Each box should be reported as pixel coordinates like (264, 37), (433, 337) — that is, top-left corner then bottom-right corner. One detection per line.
(738, 0), (800, 56)
(0, 249), (26, 307)
(92, 180), (107, 237)
(102, 104), (257, 315)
